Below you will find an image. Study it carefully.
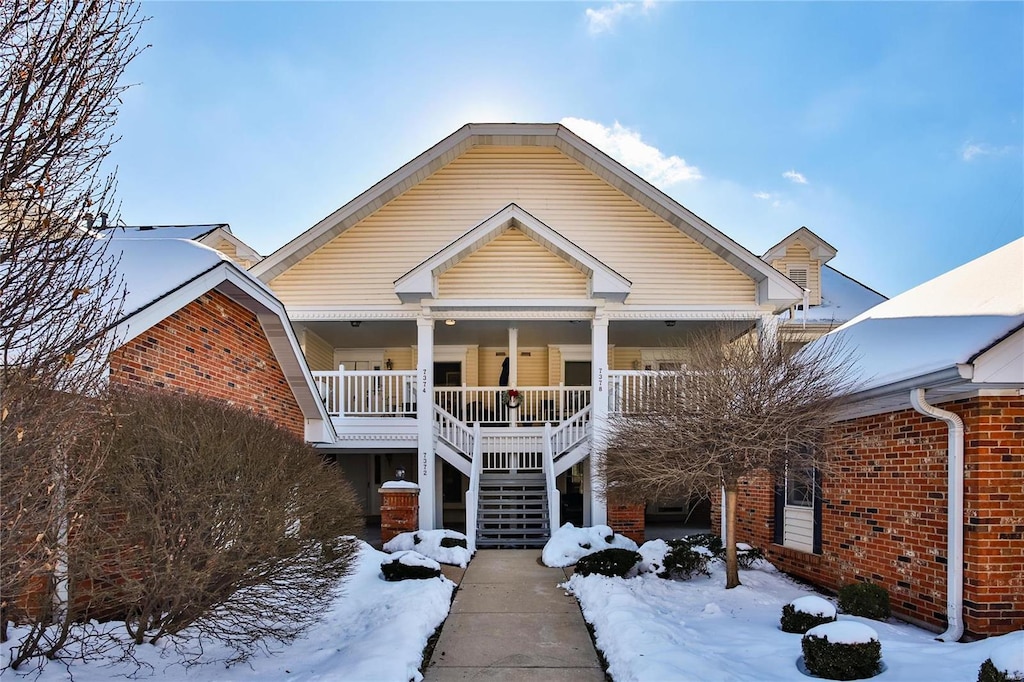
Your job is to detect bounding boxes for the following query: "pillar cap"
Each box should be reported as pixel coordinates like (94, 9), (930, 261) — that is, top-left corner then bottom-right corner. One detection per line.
(380, 480), (420, 492)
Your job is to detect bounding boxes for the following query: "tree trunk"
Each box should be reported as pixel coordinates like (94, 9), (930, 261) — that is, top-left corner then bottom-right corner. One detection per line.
(724, 482), (741, 589)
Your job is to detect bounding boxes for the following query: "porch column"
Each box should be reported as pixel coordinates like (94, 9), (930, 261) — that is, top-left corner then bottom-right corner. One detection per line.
(507, 326), (519, 386)
(757, 312), (780, 350)
(589, 313), (609, 526)
(417, 314), (436, 530)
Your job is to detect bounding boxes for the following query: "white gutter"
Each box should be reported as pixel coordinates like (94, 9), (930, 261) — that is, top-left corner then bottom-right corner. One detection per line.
(910, 388), (964, 642)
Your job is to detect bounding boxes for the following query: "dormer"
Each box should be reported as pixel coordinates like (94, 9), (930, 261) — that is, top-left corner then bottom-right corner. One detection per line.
(761, 227), (837, 306)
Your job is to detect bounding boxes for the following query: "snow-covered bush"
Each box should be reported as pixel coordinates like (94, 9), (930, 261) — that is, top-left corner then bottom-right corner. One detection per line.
(384, 529), (472, 568)
(574, 548), (642, 578)
(636, 539), (669, 575)
(541, 523), (638, 567)
(802, 622), (882, 680)
(380, 551), (442, 581)
(978, 632), (1024, 682)
(736, 543), (765, 569)
(838, 582), (891, 620)
(781, 595), (837, 633)
(661, 540), (713, 580)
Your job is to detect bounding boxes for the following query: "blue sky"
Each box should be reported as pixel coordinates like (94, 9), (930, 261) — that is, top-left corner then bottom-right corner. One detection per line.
(110, 1), (1023, 297)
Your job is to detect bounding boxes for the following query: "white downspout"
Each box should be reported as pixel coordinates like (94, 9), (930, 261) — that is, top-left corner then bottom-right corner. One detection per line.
(910, 388), (964, 642)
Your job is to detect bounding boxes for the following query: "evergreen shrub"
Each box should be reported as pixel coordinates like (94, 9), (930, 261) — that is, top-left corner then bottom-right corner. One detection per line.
(574, 548), (642, 578)
(838, 582), (891, 620)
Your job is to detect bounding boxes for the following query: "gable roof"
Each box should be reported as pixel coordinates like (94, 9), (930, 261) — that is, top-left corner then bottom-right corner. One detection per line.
(107, 238), (333, 441)
(781, 265), (887, 325)
(823, 238), (1023, 414)
(252, 123), (803, 308)
(112, 224), (264, 265)
(762, 226), (838, 264)
(394, 203), (631, 303)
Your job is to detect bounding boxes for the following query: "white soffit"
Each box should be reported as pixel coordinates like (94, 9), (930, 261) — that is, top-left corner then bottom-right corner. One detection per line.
(393, 203), (632, 303)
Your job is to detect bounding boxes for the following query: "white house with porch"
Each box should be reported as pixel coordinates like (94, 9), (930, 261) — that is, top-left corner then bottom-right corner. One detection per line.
(249, 123), (842, 548)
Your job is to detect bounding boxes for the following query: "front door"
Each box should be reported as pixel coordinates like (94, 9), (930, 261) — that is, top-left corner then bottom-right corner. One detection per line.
(564, 360), (591, 417)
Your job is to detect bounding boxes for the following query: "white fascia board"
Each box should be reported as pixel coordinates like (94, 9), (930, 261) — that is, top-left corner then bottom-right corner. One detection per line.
(972, 327), (1024, 384)
(762, 227), (838, 264)
(394, 203), (631, 304)
(286, 306), (420, 321)
(199, 227), (264, 262)
(252, 125), (477, 282)
(108, 263), (336, 441)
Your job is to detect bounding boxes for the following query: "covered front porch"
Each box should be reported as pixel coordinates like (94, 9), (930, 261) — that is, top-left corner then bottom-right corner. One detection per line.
(298, 312), (765, 547)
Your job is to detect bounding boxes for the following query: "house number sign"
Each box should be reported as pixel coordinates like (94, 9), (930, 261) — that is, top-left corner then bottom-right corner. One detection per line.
(597, 367), (604, 392)
(421, 368), (428, 394)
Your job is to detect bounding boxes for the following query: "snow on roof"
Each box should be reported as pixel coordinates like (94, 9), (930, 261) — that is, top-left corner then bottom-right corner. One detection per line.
(110, 224), (227, 240)
(782, 265), (887, 324)
(111, 238), (230, 320)
(823, 238), (1024, 391)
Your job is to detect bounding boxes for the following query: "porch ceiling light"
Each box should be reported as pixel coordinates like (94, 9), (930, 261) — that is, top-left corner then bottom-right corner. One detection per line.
(444, 319), (456, 326)
(350, 321), (361, 327)
(665, 320), (676, 327)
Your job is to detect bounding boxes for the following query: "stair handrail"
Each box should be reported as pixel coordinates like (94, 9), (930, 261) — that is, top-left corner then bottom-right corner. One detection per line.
(466, 422), (483, 552)
(543, 421), (560, 537)
(550, 404), (592, 459)
(433, 403), (474, 460)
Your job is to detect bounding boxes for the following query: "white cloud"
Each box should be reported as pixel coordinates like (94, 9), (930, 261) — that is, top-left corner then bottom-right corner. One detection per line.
(585, 1), (655, 35)
(783, 170), (808, 185)
(754, 191), (782, 208)
(753, 191), (772, 200)
(560, 117), (701, 187)
(961, 141), (1015, 161)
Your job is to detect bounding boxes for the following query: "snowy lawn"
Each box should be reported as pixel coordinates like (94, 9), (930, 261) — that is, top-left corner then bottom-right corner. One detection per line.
(566, 557), (1022, 681)
(2, 541), (454, 681)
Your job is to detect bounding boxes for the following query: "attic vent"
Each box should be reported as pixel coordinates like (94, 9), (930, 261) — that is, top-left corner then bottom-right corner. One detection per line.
(520, 351), (532, 357)
(495, 352), (506, 357)
(788, 266), (808, 289)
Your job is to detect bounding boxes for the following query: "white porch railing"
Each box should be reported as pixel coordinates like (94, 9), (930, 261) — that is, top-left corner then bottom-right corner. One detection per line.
(542, 422), (560, 534)
(479, 432), (543, 472)
(311, 368), (417, 418)
(550, 404), (592, 458)
(466, 422), (483, 552)
(434, 404), (474, 460)
(433, 385), (591, 426)
(608, 370), (684, 415)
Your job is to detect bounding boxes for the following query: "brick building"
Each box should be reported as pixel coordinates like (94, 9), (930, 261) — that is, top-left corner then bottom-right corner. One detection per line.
(719, 238), (1023, 640)
(105, 237), (334, 441)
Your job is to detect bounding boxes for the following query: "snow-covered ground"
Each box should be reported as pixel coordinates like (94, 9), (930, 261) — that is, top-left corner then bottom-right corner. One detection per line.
(2, 541), (454, 681)
(566, 555), (1022, 681)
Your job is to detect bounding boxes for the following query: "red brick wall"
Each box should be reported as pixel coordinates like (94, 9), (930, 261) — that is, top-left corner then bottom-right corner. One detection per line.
(715, 396), (1023, 638)
(109, 290), (305, 439)
(608, 502), (646, 545)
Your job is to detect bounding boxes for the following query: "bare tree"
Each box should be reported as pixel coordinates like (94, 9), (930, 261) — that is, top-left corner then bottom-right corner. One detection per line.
(0, 0), (144, 666)
(77, 389), (363, 664)
(601, 326), (857, 588)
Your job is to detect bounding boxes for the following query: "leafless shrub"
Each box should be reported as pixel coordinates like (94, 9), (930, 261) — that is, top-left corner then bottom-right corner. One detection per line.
(1, 0), (145, 667)
(601, 326), (858, 588)
(77, 388), (362, 664)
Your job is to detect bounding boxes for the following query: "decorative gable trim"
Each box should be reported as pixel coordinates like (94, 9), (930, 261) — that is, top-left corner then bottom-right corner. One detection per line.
(252, 123), (803, 310)
(198, 226), (264, 265)
(762, 226), (838, 264)
(393, 203), (632, 304)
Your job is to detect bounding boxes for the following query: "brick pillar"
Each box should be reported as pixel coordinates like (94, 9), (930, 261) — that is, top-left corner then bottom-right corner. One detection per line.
(380, 482), (420, 544)
(608, 501), (645, 546)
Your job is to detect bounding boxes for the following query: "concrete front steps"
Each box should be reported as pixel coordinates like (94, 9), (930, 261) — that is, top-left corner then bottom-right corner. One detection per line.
(476, 472), (549, 549)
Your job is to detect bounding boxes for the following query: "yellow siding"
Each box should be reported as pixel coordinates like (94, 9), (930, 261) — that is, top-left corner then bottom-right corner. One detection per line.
(547, 347), (562, 385)
(464, 348), (479, 387)
(770, 242), (821, 305)
(270, 147), (755, 306)
(479, 349), (507, 387)
(516, 348), (549, 386)
(613, 347), (641, 371)
(300, 328), (334, 370)
(438, 228), (588, 299)
(384, 347), (413, 371)
(211, 238), (255, 269)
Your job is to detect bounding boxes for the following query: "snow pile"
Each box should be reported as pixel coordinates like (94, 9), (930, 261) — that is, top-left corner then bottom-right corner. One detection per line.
(380, 480), (420, 490)
(0, 540), (453, 681)
(566, 556), (1017, 681)
(382, 550), (441, 571)
(806, 621), (878, 644)
(384, 529), (473, 567)
(637, 538), (670, 575)
(541, 523), (638, 567)
(989, 631), (1024, 677)
(791, 595), (837, 619)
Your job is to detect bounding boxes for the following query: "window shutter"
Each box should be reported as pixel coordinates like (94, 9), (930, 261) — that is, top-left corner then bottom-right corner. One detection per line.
(773, 481), (785, 545)
(813, 470), (823, 555)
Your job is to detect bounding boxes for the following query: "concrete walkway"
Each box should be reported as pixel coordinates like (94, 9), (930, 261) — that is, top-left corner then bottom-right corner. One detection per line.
(424, 550), (605, 681)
